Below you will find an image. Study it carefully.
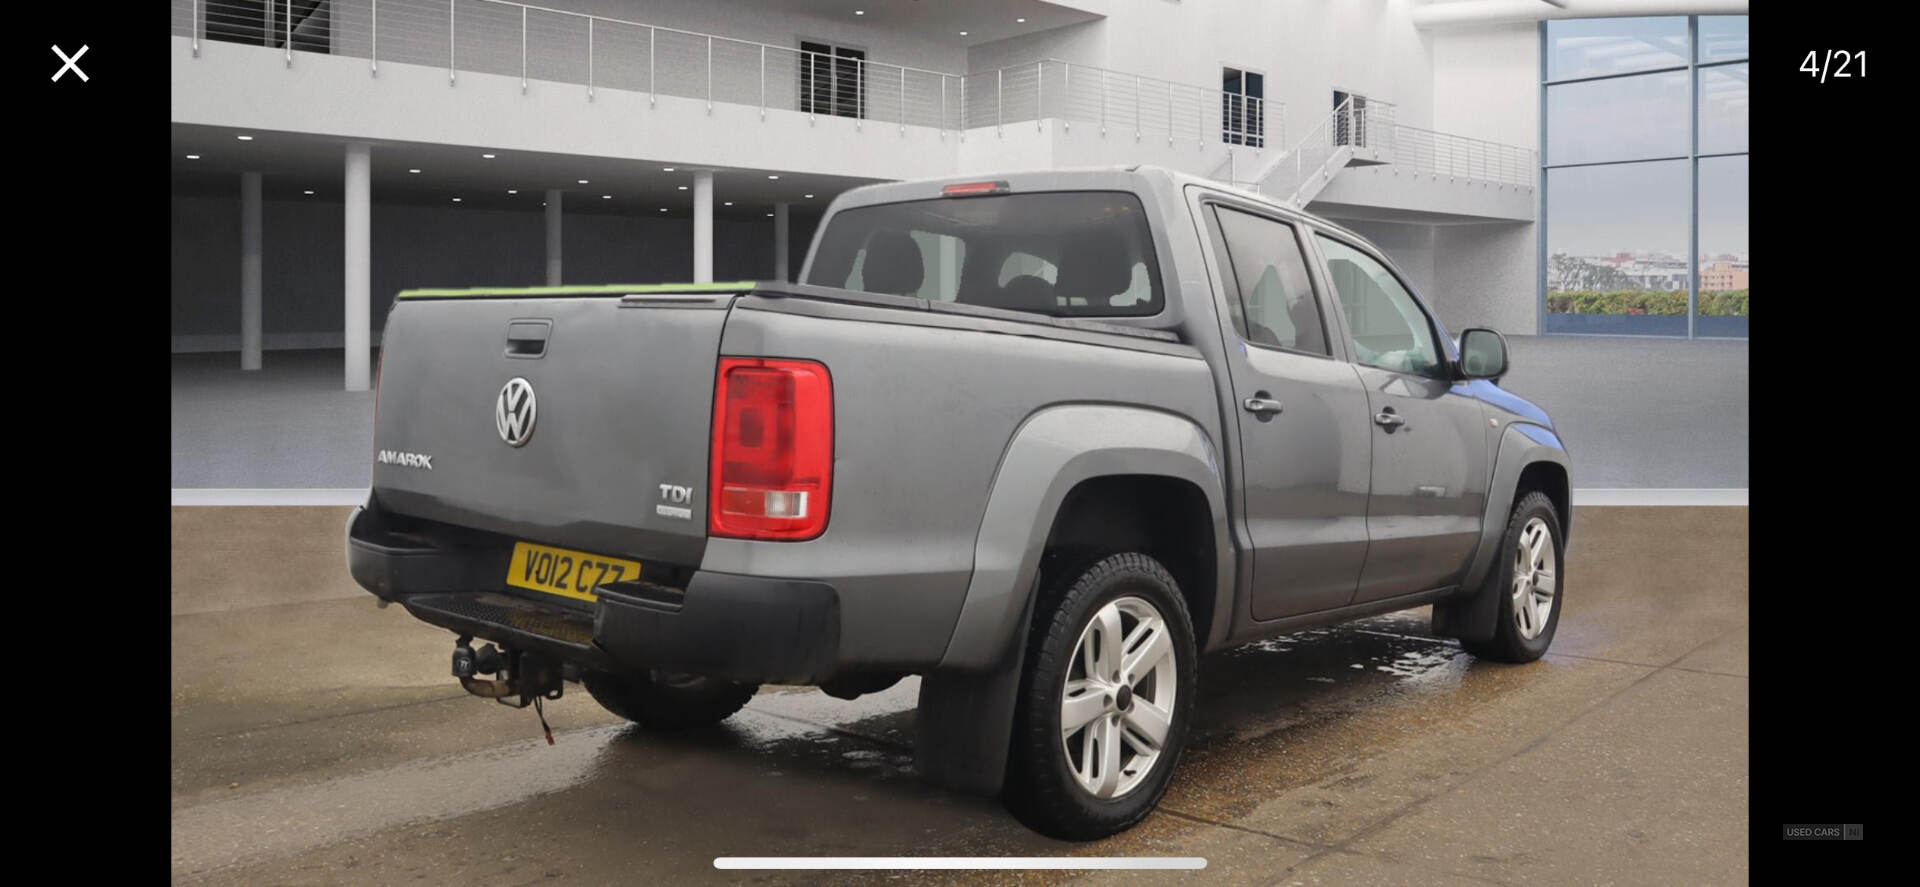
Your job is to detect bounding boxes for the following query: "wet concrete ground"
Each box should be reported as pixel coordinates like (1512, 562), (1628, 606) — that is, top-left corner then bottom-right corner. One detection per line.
(172, 506), (1748, 885)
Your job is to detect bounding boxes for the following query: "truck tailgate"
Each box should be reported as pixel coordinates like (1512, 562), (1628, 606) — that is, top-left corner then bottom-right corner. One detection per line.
(371, 290), (735, 566)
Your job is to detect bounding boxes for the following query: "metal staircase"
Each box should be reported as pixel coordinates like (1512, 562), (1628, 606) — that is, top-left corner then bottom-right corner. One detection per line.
(1217, 96), (1396, 207)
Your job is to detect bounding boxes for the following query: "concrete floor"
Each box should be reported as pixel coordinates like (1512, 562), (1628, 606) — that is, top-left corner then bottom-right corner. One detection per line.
(171, 335), (1747, 490)
(171, 505), (1748, 885)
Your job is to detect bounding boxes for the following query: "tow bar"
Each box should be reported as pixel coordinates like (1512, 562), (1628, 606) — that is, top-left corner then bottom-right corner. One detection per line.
(450, 635), (567, 709)
(452, 635), (571, 744)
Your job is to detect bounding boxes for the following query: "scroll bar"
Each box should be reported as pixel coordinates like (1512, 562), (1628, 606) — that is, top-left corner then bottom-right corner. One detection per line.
(715, 858), (1207, 870)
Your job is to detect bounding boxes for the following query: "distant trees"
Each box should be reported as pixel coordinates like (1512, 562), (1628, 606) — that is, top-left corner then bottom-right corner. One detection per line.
(1546, 289), (1747, 316)
(1547, 253), (1632, 291)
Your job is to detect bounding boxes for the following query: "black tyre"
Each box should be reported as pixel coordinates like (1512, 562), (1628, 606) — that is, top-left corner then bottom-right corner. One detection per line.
(1460, 490), (1565, 664)
(582, 669), (759, 730)
(1003, 552), (1197, 840)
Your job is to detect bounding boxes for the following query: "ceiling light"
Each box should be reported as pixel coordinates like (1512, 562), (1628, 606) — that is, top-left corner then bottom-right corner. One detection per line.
(855, 10), (864, 15)
(507, 189), (518, 194)
(409, 168), (422, 174)
(482, 153), (496, 159)
(724, 201), (734, 206)
(659, 208), (668, 212)
(303, 190), (315, 195)
(1017, 18), (1026, 23)
(804, 194), (815, 198)
(578, 179), (589, 184)
(766, 213), (775, 217)
(603, 195), (612, 199)
(452, 197), (463, 202)
(959, 31), (968, 36)
(663, 167), (675, 172)
(235, 135), (254, 141)
(678, 185), (688, 190)
(185, 154), (201, 160)
(767, 174), (780, 180)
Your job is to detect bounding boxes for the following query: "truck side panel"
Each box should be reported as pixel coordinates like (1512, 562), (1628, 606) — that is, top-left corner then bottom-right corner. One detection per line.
(699, 298), (1223, 673)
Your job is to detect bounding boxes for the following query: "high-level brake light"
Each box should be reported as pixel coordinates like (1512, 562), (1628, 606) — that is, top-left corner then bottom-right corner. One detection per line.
(941, 181), (1010, 197)
(709, 358), (834, 540)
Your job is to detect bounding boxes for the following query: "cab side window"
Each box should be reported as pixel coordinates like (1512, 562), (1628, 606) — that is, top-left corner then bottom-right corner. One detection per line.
(1213, 207), (1330, 356)
(1316, 235), (1443, 378)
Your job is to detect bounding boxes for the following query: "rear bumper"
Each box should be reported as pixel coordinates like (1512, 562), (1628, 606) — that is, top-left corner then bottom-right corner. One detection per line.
(347, 504), (842, 684)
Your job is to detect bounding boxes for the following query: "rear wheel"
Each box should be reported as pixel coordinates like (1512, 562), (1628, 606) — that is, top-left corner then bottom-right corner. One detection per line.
(1460, 491), (1564, 663)
(1003, 552), (1196, 840)
(582, 669), (758, 729)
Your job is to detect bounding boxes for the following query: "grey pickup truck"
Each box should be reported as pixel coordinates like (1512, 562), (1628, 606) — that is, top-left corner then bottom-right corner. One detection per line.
(347, 166), (1571, 840)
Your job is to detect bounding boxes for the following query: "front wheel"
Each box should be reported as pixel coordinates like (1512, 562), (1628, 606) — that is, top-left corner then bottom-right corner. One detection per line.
(1003, 552), (1197, 840)
(1460, 490), (1565, 663)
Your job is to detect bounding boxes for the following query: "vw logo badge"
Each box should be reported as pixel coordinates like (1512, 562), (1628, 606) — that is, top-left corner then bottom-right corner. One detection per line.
(496, 377), (537, 447)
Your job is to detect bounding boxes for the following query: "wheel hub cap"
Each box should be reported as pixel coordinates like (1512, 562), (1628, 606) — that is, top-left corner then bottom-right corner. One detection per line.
(1510, 517), (1558, 640)
(1060, 595), (1177, 800)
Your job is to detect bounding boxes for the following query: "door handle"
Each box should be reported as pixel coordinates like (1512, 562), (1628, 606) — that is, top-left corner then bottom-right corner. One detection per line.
(1243, 396), (1284, 415)
(1373, 408), (1405, 429)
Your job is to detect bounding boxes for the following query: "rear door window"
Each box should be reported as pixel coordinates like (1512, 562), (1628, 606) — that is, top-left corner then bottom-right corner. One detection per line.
(1211, 207), (1330, 356)
(806, 191), (1165, 317)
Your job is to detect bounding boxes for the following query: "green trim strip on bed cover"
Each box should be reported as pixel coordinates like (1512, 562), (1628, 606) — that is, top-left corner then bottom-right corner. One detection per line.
(397, 281), (757, 299)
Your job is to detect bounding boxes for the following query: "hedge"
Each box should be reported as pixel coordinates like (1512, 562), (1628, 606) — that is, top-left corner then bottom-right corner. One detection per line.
(1546, 289), (1748, 317)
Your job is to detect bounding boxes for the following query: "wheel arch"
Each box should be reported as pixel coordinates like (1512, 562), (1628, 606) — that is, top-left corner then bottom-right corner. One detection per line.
(935, 404), (1232, 672)
(1435, 422), (1572, 643)
(1039, 474), (1220, 653)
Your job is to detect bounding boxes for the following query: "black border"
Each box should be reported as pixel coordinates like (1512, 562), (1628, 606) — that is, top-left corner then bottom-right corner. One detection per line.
(1750, 12), (1889, 871)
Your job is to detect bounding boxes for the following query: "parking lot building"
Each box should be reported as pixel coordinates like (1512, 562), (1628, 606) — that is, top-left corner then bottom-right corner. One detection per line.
(170, 0), (1601, 389)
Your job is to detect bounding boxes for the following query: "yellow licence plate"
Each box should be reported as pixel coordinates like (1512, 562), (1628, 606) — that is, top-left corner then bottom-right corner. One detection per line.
(505, 542), (642, 603)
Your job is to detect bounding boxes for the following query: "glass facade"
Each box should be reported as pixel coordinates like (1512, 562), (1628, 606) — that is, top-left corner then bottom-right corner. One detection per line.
(1541, 15), (1749, 338)
(1545, 161), (1692, 336)
(1697, 63), (1750, 155)
(1545, 16), (1690, 80)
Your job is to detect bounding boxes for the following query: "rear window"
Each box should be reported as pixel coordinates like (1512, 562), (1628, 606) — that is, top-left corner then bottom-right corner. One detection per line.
(804, 191), (1164, 317)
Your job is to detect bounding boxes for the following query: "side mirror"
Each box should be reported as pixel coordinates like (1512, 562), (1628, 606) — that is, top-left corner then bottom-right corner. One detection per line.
(1457, 328), (1510, 381)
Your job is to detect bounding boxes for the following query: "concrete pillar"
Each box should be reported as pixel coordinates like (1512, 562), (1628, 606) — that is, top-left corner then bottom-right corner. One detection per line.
(344, 143), (372, 392)
(773, 201), (790, 282)
(693, 170), (714, 283)
(241, 172), (264, 371)
(545, 189), (563, 286)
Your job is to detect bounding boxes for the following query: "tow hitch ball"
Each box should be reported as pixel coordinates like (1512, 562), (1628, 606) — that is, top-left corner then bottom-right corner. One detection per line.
(452, 635), (564, 709)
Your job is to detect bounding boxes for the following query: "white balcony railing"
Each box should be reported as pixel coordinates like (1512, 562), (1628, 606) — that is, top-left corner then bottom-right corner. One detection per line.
(174, 3), (1283, 149)
(181, 0), (966, 130)
(1387, 125), (1536, 188)
(964, 59), (1281, 149)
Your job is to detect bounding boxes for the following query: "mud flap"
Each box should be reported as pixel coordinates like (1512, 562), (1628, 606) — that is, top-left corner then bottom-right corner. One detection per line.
(1432, 574), (1500, 643)
(913, 593), (1035, 797)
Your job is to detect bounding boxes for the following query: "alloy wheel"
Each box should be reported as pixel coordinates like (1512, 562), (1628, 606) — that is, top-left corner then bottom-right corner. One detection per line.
(1511, 516), (1557, 640)
(1059, 595), (1179, 799)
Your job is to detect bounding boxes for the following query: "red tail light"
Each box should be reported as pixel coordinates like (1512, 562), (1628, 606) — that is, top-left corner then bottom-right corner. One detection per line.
(709, 357), (833, 540)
